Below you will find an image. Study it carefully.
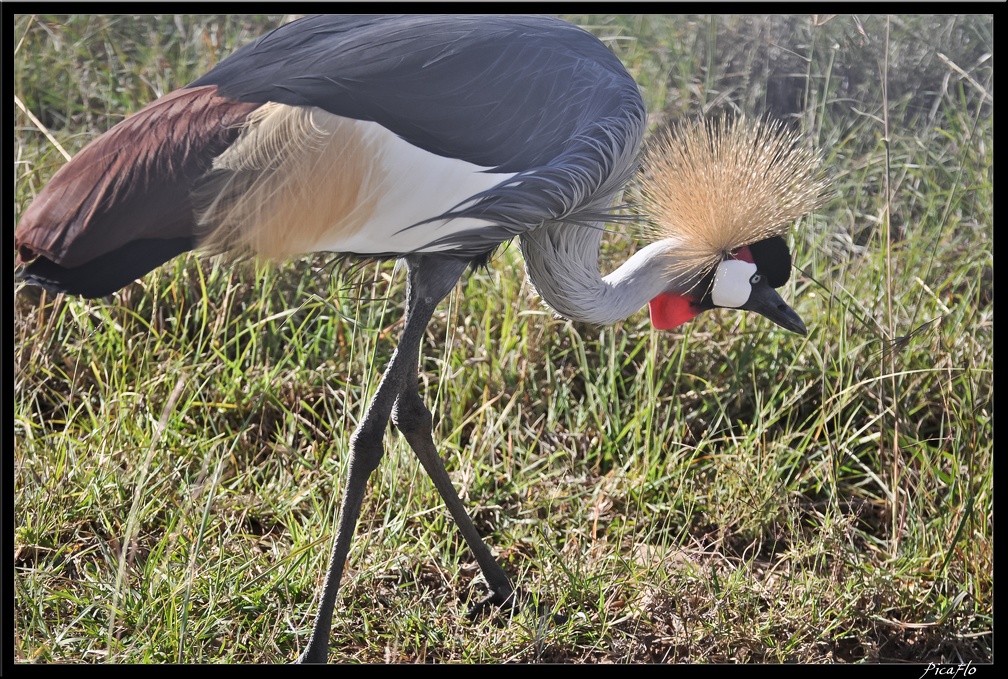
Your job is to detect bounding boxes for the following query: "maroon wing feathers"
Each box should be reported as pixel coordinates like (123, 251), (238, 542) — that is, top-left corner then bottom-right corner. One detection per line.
(15, 86), (260, 268)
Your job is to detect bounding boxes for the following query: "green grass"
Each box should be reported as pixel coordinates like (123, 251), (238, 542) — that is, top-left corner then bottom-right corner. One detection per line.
(13, 14), (992, 664)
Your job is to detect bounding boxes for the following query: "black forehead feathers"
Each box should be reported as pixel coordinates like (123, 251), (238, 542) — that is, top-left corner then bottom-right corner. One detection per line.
(748, 235), (792, 288)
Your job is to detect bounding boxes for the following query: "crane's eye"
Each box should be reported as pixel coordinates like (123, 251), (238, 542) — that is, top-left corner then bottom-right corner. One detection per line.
(750, 273), (763, 285)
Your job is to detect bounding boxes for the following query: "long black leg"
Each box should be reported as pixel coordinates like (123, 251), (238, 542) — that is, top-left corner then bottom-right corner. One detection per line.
(393, 368), (516, 615)
(297, 255), (469, 664)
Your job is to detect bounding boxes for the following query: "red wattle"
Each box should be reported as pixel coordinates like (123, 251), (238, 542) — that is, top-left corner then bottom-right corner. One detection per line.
(648, 292), (700, 330)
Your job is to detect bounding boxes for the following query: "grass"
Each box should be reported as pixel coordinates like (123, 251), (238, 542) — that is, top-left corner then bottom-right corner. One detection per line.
(12, 13), (993, 664)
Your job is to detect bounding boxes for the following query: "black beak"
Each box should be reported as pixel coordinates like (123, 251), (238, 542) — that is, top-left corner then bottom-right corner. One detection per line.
(741, 278), (807, 336)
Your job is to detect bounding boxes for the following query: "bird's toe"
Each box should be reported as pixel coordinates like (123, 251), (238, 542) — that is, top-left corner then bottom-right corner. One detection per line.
(465, 587), (566, 625)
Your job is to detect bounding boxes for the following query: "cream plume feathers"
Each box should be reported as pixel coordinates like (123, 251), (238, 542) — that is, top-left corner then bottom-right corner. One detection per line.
(639, 116), (828, 286)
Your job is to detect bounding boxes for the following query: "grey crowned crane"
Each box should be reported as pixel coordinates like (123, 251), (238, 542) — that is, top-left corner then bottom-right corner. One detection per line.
(14, 15), (825, 663)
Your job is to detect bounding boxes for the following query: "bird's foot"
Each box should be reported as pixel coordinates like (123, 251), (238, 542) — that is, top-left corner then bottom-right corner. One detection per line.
(465, 587), (567, 625)
(465, 587), (519, 621)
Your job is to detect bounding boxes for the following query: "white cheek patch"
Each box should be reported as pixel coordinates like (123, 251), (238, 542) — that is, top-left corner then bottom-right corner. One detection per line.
(711, 259), (757, 308)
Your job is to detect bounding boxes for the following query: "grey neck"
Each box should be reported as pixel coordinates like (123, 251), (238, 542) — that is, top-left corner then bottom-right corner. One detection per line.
(519, 224), (679, 326)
